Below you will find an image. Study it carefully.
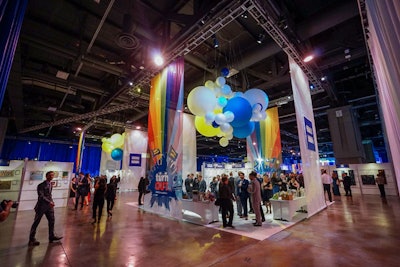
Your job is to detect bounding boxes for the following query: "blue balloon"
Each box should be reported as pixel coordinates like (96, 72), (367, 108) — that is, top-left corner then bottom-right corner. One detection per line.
(223, 97), (252, 127)
(212, 121), (219, 128)
(233, 121), (255, 138)
(221, 67), (230, 77)
(111, 148), (123, 161)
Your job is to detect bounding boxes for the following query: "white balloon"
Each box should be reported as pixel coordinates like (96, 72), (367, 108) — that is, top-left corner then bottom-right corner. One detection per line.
(205, 112), (215, 124)
(223, 111), (234, 123)
(244, 88), (269, 113)
(219, 137), (229, 147)
(205, 80), (215, 89)
(187, 86), (217, 116)
(215, 76), (226, 87)
(214, 113), (226, 125)
(220, 122), (233, 133)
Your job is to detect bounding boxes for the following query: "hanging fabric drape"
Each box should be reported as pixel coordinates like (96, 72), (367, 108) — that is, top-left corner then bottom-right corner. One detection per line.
(0, 0), (28, 108)
(365, 0), (400, 193)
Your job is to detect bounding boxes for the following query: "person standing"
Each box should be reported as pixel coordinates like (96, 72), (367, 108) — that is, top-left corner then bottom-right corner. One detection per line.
(138, 176), (149, 205)
(342, 173), (352, 197)
(249, 171), (262, 226)
(198, 175), (207, 193)
(219, 176), (235, 228)
(184, 174), (194, 199)
(92, 176), (107, 224)
(375, 173), (386, 198)
(28, 171), (62, 246)
(69, 177), (77, 206)
(332, 172), (341, 196)
(237, 171), (249, 220)
(321, 169), (333, 202)
(74, 172), (89, 210)
(262, 174), (273, 214)
(106, 176), (117, 217)
(0, 200), (14, 222)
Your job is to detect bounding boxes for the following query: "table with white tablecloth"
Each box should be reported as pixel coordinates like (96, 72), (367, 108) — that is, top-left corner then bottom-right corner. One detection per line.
(270, 197), (307, 221)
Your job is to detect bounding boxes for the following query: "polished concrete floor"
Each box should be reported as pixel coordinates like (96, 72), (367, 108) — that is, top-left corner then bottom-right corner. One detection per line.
(1, 192), (399, 267)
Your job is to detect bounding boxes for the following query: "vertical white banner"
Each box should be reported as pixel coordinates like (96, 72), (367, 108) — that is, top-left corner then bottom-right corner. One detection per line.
(121, 129), (148, 191)
(289, 57), (326, 216)
(182, 113), (197, 193)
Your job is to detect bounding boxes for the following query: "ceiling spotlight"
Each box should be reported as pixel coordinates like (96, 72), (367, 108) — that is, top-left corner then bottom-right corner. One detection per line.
(310, 84), (315, 89)
(129, 81), (133, 86)
(321, 76), (327, 81)
(256, 33), (265, 44)
(303, 55), (314, 62)
(154, 54), (164, 66)
(240, 12), (248, 19)
(212, 34), (219, 48)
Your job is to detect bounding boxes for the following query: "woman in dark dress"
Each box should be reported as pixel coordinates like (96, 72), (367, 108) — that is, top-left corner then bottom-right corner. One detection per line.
(92, 176), (107, 224)
(261, 174), (273, 213)
(69, 177), (77, 206)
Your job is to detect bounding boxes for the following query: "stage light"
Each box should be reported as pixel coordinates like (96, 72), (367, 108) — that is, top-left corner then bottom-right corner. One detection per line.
(303, 55), (314, 62)
(256, 33), (266, 44)
(154, 54), (164, 66)
(212, 35), (219, 48)
(129, 81), (133, 86)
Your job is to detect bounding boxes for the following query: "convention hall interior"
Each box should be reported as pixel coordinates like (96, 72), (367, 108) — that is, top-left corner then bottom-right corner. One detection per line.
(1, 0), (399, 266)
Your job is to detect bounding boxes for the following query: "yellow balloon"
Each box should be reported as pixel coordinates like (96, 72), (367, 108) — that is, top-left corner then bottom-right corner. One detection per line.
(111, 133), (124, 148)
(213, 107), (223, 114)
(102, 142), (114, 153)
(195, 116), (220, 137)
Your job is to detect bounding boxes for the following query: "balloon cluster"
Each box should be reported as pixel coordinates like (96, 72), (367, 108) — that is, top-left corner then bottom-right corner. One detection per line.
(187, 69), (269, 147)
(101, 133), (125, 161)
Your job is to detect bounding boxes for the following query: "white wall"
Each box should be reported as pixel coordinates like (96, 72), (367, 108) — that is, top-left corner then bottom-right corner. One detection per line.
(19, 161), (73, 211)
(0, 160), (24, 213)
(322, 163), (397, 196)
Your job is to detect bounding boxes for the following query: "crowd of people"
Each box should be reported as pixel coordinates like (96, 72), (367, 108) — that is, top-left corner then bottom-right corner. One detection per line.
(184, 170), (306, 228)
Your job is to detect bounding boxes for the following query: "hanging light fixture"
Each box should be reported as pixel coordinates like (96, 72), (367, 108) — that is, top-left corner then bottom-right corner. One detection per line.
(212, 34), (219, 48)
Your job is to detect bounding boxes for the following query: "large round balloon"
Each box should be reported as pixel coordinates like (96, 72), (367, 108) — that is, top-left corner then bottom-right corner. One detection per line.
(110, 133), (124, 148)
(195, 116), (220, 137)
(219, 137), (229, 147)
(233, 121), (255, 138)
(111, 148), (123, 161)
(244, 88), (269, 114)
(223, 97), (252, 127)
(187, 86), (217, 116)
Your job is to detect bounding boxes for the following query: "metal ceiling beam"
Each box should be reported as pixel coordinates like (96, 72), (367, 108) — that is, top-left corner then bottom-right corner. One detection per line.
(248, 0), (338, 103)
(19, 103), (138, 134)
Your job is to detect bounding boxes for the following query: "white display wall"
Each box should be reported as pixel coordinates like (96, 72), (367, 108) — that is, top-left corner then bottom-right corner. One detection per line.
(323, 163), (397, 196)
(19, 160), (73, 211)
(182, 114), (197, 180)
(201, 162), (254, 191)
(0, 160), (24, 213)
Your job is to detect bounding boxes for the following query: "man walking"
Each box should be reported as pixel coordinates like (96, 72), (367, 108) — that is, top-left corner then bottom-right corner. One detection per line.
(28, 171), (62, 246)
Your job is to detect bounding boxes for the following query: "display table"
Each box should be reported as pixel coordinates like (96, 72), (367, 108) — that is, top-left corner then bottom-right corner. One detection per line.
(181, 199), (219, 225)
(270, 196), (307, 221)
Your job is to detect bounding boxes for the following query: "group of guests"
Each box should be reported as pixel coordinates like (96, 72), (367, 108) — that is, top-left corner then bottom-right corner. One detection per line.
(184, 173), (207, 198)
(185, 171), (305, 228)
(69, 173), (119, 223)
(321, 169), (353, 202)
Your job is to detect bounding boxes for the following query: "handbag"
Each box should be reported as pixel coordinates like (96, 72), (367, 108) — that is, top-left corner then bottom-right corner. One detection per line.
(214, 198), (221, 206)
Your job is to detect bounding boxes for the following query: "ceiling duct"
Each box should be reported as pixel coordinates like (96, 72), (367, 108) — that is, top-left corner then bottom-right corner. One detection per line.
(115, 13), (140, 50)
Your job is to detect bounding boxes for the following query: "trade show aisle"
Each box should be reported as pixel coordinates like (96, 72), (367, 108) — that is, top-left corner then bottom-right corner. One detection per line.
(0, 192), (399, 266)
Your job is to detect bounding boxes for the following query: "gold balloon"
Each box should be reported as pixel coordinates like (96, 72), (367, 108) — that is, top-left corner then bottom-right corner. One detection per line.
(102, 142), (114, 153)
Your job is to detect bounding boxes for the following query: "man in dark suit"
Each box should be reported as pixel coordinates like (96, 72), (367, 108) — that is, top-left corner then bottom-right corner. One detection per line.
(28, 171), (62, 246)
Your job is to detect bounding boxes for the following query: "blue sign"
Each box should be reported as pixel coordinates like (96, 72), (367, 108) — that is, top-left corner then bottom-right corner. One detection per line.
(129, 153), (142, 167)
(304, 117), (315, 151)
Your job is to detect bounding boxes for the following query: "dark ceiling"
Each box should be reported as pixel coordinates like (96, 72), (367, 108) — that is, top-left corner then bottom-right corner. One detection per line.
(1, 0), (385, 162)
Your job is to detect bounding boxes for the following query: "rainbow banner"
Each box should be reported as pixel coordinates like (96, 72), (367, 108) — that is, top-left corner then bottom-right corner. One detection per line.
(247, 107), (282, 173)
(147, 57), (184, 211)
